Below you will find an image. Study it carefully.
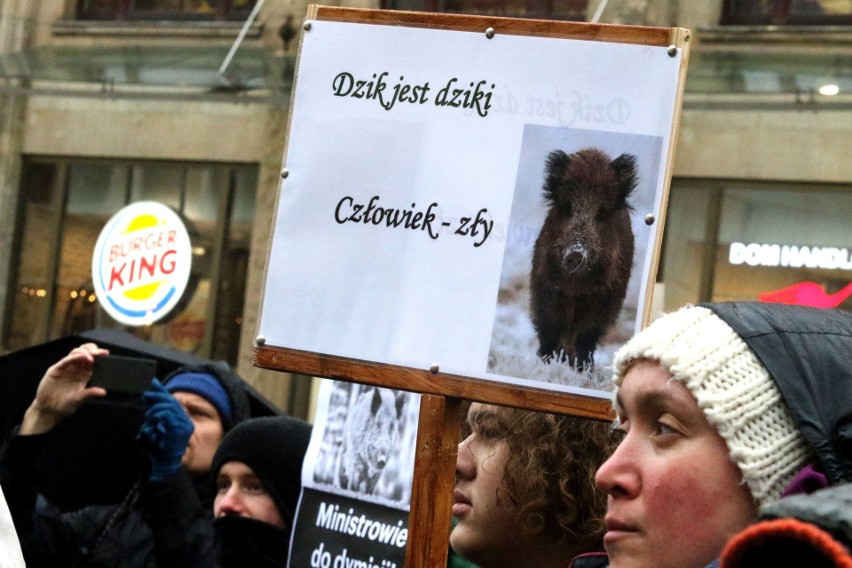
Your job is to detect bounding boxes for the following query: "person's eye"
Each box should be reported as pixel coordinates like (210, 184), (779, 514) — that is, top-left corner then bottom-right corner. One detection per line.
(189, 408), (212, 419)
(216, 479), (231, 493)
(476, 422), (502, 441)
(653, 417), (682, 438)
(245, 482), (266, 494)
(479, 428), (498, 440)
(609, 423), (627, 444)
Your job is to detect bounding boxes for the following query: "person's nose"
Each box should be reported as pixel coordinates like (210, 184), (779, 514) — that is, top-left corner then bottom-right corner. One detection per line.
(595, 433), (640, 499)
(456, 434), (476, 481)
(217, 486), (247, 517)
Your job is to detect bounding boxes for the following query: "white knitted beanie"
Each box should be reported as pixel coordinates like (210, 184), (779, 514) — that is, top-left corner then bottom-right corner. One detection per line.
(612, 305), (812, 509)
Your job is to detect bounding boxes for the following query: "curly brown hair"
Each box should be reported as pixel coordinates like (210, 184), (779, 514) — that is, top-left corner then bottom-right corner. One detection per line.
(460, 403), (614, 555)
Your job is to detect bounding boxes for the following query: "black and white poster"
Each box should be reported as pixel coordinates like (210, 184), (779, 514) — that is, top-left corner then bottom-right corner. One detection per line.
(288, 380), (420, 568)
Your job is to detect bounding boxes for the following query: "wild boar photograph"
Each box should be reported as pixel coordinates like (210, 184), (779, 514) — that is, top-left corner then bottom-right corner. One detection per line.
(530, 147), (638, 370)
(487, 125), (663, 391)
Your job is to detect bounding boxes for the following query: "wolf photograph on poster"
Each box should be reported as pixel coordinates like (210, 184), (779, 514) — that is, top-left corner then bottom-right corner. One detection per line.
(311, 382), (418, 504)
(487, 125), (663, 391)
(288, 380), (419, 568)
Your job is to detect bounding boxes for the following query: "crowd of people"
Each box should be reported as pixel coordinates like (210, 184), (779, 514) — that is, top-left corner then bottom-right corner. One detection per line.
(0, 301), (849, 567)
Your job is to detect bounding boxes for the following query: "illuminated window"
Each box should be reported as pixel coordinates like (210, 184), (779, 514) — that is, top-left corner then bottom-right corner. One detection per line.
(660, 181), (851, 313)
(3, 159), (257, 365)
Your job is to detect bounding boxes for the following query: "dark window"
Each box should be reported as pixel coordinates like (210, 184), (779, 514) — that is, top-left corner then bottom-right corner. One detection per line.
(380, 0), (588, 21)
(76, 0), (256, 21)
(722, 0), (852, 25)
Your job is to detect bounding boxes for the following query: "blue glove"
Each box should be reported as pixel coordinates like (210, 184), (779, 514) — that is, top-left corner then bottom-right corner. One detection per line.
(138, 378), (194, 482)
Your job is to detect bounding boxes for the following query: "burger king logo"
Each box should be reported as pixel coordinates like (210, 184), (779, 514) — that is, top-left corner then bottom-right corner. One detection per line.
(92, 202), (192, 326)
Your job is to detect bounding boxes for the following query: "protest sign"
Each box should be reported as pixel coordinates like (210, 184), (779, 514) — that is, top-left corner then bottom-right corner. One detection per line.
(255, 6), (690, 418)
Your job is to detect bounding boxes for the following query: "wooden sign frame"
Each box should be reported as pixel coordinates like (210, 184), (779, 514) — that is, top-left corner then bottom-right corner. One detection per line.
(255, 4), (690, 420)
(255, 6), (690, 566)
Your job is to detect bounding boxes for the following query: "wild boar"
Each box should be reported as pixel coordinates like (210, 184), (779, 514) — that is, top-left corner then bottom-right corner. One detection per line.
(530, 147), (638, 370)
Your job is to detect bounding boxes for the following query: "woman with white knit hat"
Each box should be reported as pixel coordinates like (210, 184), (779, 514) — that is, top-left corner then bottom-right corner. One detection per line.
(571, 302), (851, 568)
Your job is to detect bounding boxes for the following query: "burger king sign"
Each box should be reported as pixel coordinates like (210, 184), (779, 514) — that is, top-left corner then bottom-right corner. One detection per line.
(92, 202), (192, 326)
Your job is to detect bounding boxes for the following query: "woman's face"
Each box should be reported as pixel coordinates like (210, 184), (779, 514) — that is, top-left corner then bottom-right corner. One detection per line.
(450, 403), (520, 568)
(595, 360), (757, 568)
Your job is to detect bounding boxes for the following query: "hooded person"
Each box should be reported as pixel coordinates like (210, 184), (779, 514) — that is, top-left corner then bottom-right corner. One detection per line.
(572, 302), (852, 568)
(148, 415), (312, 568)
(0, 344), (251, 568)
(211, 416), (312, 567)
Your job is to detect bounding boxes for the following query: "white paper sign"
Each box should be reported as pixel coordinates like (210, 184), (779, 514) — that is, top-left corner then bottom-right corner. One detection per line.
(259, 19), (684, 398)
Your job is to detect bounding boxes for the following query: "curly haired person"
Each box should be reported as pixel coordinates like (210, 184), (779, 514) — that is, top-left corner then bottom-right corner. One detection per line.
(451, 402), (614, 568)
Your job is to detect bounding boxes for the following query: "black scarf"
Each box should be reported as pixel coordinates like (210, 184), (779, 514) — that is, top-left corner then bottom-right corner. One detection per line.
(214, 516), (291, 567)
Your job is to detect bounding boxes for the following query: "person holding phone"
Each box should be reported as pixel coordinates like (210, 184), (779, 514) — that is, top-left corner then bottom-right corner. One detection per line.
(0, 343), (251, 568)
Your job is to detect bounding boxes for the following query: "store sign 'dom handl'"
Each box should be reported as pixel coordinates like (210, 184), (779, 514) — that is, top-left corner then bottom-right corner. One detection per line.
(91, 201), (192, 326)
(729, 242), (852, 271)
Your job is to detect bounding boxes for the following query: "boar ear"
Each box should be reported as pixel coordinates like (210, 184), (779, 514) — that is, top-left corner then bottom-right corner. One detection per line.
(371, 388), (383, 415)
(543, 150), (571, 204)
(395, 392), (405, 419)
(611, 153), (638, 204)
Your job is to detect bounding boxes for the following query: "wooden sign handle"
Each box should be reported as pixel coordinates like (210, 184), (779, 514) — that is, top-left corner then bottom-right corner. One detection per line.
(405, 395), (465, 567)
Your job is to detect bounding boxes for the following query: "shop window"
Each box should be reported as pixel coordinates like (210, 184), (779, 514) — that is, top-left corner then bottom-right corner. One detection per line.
(658, 183), (716, 312)
(3, 159), (258, 366)
(722, 0), (852, 25)
(379, 0), (589, 20)
(660, 181), (851, 313)
(715, 187), (851, 310)
(76, 0), (256, 21)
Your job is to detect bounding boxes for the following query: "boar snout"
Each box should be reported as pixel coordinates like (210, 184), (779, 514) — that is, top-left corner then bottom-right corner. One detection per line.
(561, 243), (588, 274)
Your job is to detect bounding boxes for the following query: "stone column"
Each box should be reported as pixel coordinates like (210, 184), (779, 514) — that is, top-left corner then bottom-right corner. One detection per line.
(0, 0), (35, 350)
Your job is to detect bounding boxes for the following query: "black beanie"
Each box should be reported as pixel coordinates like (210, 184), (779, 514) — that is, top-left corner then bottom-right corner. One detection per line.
(211, 416), (312, 525)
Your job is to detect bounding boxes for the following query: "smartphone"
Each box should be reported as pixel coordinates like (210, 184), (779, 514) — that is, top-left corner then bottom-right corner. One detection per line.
(88, 355), (157, 398)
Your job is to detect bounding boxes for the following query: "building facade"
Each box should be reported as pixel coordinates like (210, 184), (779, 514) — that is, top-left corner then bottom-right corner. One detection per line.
(1, 0), (849, 417)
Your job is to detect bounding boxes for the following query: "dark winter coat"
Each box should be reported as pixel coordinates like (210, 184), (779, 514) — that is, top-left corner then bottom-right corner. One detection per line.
(0, 362), (251, 568)
(701, 302), (852, 487)
(151, 515), (293, 568)
(0, 432), (213, 568)
(719, 482), (852, 567)
(568, 552), (609, 568)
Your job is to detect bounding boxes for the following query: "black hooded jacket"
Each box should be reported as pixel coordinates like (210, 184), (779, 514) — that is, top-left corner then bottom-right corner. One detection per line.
(702, 302), (852, 485)
(0, 362), (251, 568)
(701, 302), (852, 566)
